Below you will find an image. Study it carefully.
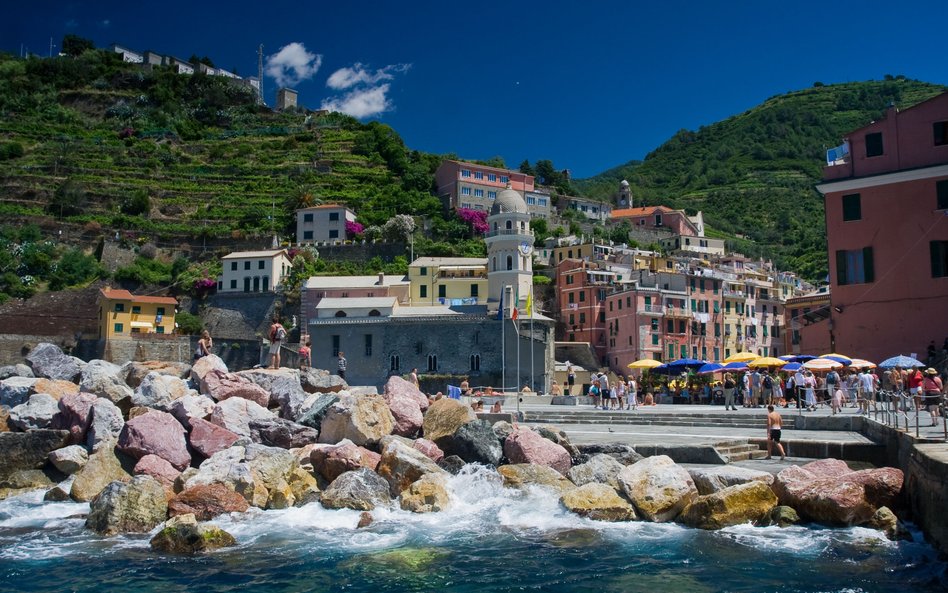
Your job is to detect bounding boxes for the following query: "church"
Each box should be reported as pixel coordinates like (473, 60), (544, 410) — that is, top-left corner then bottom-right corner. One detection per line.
(308, 186), (556, 392)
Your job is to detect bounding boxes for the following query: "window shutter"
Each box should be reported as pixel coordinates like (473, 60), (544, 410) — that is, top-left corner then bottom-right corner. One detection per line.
(835, 250), (848, 285)
(862, 247), (874, 283)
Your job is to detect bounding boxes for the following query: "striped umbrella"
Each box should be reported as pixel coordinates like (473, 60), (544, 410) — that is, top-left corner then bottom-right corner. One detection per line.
(804, 358), (844, 371)
(848, 358), (876, 369)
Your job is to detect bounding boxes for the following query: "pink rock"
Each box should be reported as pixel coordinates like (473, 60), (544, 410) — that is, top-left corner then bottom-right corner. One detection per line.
(773, 459), (904, 526)
(383, 375), (429, 412)
(51, 392), (98, 445)
(188, 417), (240, 459)
(118, 410), (192, 471)
(311, 440), (381, 482)
(384, 392), (424, 438)
(201, 370), (269, 408)
(503, 428), (572, 475)
(413, 438), (445, 463)
(189, 354), (227, 385)
(134, 454), (181, 491)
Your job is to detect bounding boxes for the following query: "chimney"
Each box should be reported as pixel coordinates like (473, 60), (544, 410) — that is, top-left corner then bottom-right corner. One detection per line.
(377, 272), (384, 286)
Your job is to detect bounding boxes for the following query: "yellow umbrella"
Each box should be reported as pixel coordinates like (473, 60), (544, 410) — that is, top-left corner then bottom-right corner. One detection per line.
(628, 359), (663, 369)
(724, 352), (759, 363)
(748, 357), (787, 368)
(848, 358), (876, 369)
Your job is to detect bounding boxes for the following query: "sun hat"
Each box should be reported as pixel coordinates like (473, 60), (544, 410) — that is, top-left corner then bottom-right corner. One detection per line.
(926, 368), (938, 375)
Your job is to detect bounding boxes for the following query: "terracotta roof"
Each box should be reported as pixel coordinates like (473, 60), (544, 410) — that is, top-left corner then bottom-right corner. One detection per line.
(99, 288), (178, 305)
(610, 206), (671, 218)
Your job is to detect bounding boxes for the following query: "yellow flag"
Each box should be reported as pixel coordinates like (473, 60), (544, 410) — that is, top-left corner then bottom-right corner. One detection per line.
(525, 286), (533, 316)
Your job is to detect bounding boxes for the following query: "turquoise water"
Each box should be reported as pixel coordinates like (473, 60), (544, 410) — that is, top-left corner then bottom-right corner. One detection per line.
(1, 466), (945, 593)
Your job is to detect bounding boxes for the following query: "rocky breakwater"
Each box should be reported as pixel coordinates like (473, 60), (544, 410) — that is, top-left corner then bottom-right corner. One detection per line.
(0, 346), (911, 551)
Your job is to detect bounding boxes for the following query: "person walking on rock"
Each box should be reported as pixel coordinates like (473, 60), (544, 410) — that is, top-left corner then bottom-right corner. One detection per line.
(268, 316), (286, 369)
(337, 351), (347, 380)
(766, 405), (786, 460)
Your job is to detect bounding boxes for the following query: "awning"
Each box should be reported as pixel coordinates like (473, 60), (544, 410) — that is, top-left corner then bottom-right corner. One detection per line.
(130, 321), (154, 328)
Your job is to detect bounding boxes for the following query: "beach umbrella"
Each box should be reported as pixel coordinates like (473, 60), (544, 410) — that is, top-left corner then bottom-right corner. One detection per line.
(723, 361), (750, 372)
(782, 362), (803, 372)
(666, 358), (707, 371)
(804, 358), (843, 371)
(697, 362), (724, 374)
(878, 355), (924, 369)
(848, 358), (876, 369)
(779, 354), (817, 363)
(650, 364), (674, 376)
(820, 353), (853, 365)
(628, 359), (663, 369)
(724, 352), (758, 363)
(748, 357), (787, 368)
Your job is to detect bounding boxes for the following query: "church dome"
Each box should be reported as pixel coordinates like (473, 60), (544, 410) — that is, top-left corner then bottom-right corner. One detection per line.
(490, 187), (529, 215)
(620, 179), (630, 187)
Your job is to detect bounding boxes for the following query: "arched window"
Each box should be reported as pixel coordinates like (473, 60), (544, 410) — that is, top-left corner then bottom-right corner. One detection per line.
(493, 222), (498, 231)
(506, 255), (513, 271)
(334, 310), (347, 317)
(390, 354), (400, 372)
(505, 220), (512, 230)
(368, 309), (381, 317)
(491, 257), (496, 272)
(470, 354), (480, 371)
(520, 221), (525, 230)
(427, 354), (438, 372)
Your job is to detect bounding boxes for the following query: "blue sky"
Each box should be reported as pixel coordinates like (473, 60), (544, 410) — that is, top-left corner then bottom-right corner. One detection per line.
(4, 1), (947, 177)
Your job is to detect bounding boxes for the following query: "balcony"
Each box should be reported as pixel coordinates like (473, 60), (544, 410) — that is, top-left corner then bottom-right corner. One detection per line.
(723, 289), (744, 298)
(664, 306), (690, 318)
(486, 228), (534, 238)
(640, 304), (664, 315)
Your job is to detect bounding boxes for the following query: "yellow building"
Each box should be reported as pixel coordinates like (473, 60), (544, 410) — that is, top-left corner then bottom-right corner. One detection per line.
(98, 288), (178, 339)
(408, 257), (488, 305)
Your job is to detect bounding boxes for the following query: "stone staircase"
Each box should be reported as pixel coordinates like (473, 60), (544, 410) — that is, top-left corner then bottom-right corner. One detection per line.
(521, 410), (767, 429)
(713, 440), (769, 462)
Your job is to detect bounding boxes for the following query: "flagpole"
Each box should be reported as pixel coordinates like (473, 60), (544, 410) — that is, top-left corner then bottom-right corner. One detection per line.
(530, 284), (535, 392)
(501, 285), (506, 398)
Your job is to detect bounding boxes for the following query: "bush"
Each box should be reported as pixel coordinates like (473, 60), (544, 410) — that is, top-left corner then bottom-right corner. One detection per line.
(113, 256), (173, 285)
(138, 242), (158, 259)
(49, 248), (105, 290)
(175, 311), (203, 335)
(120, 190), (151, 216)
(0, 142), (24, 160)
(532, 275), (552, 286)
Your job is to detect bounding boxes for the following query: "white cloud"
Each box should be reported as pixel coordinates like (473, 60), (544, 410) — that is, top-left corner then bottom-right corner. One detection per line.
(326, 63), (410, 90)
(321, 84), (392, 119)
(265, 42), (322, 88)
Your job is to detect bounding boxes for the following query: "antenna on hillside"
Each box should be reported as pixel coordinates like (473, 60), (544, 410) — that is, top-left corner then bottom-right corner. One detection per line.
(257, 44), (264, 104)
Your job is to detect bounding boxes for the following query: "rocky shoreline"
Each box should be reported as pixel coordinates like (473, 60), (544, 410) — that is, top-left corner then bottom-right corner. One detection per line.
(0, 344), (906, 553)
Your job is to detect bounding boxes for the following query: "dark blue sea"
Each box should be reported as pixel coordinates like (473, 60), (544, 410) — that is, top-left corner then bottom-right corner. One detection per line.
(1, 466), (945, 593)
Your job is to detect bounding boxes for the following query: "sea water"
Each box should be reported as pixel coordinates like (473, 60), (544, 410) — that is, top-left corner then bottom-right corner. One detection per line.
(0, 466), (945, 593)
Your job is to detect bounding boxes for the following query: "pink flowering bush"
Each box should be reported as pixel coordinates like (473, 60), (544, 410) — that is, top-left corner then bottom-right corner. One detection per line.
(194, 277), (217, 297)
(457, 208), (488, 235)
(345, 220), (365, 239)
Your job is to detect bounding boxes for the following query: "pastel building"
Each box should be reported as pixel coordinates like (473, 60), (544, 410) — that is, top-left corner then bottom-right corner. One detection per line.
(301, 273), (411, 328)
(563, 196), (612, 222)
(219, 249), (291, 293)
(296, 204), (356, 244)
(816, 92), (948, 362)
(435, 160), (536, 214)
(97, 288), (177, 339)
(408, 257), (488, 306)
(610, 206), (702, 237)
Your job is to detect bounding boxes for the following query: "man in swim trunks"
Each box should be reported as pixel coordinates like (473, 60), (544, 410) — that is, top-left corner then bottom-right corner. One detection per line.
(766, 404), (786, 460)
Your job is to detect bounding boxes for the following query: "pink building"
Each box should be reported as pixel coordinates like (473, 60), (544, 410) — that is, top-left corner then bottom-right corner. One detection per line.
(434, 160), (536, 213)
(610, 206), (702, 237)
(816, 92), (948, 362)
(555, 258), (612, 365)
(604, 287), (664, 371)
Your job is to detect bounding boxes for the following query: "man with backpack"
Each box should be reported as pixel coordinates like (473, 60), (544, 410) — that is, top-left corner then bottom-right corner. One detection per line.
(762, 371), (774, 406)
(269, 316), (286, 369)
(826, 368), (840, 406)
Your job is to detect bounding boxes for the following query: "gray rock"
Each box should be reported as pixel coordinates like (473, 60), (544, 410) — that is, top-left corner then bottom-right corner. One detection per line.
(69, 446), (134, 502)
(168, 394), (215, 428)
(320, 468), (391, 511)
(688, 466), (776, 496)
(25, 343), (85, 382)
(9, 393), (59, 430)
(235, 368), (300, 393)
(347, 386), (379, 397)
(0, 430), (70, 476)
(617, 456), (698, 522)
(574, 443), (644, 465)
(80, 360), (133, 405)
(318, 395), (394, 447)
(86, 398), (125, 451)
(150, 513), (237, 554)
(295, 393), (338, 429)
(301, 368), (348, 393)
(133, 372), (196, 410)
(44, 477), (75, 501)
(491, 420), (515, 442)
(269, 376), (313, 420)
(767, 505), (801, 527)
(48, 445), (89, 475)
(209, 397), (272, 438)
(183, 444), (298, 509)
(123, 361), (191, 389)
(568, 454), (626, 490)
(533, 425), (581, 460)
(0, 468), (57, 498)
(438, 455), (467, 475)
(0, 376), (38, 408)
(0, 364), (34, 380)
(85, 475), (168, 535)
(435, 419), (503, 466)
(249, 417), (319, 449)
(184, 446), (257, 503)
(376, 436), (446, 497)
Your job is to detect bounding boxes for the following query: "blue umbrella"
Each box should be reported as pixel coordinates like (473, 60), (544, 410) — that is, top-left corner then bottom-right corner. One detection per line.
(723, 361), (749, 371)
(666, 358), (707, 370)
(650, 364), (674, 376)
(697, 362), (724, 374)
(878, 355), (924, 369)
(782, 362), (803, 372)
(779, 355), (817, 363)
(821, 355), (852, 366)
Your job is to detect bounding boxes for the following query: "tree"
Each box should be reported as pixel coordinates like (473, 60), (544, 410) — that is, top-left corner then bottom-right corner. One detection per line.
(120, 190), (151, 216)
(535, 160), (556, 185)
(519, 159), (535, 176)
(62, 35), (94, 57)
(49, 248), (104, 290)
(381, 214), (415, 242)
(49, 179), (86, 218)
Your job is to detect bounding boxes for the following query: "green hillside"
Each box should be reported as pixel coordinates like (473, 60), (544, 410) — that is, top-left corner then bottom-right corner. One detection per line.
(574, 78), (947, 280)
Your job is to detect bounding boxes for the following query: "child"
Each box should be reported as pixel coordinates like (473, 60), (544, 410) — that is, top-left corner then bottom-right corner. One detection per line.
(299, 340), (311, 371)
(831, 386), (844, 415)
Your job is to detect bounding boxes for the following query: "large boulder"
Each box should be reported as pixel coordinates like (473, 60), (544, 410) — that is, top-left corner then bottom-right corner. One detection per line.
(9, 393), (59, 430)
(133, 372), (196, 410)
(0, 429), (70, 476)
(503, 428), (571, 475)
(301, 368), (349, 394)
(86, 398), (125, 451)
(51, 392), (98, 445)
(560, 483), (637, 522)
(189, 354), (228, 385)
(48, 445), (89, 475)
(413, 439), (445, 464)
(383, 391), (424, 438)
(295, 393), (338, 429)
(617, 455), (698, 523)
(568, 454), (626, 491)
(435, 419), (503, 466)
(188, 417), (240, 459)
(772, 459), (903, 526)
(168, 394), (215, 429)
(269, 376), (312, 420)
(318, 395), (395, 447)
(400, 473), (450, 513)
(497, 464), (574, 494)
(383, 375), (429, 411)
(184, 444), (299, 509)
(249, 417), (319, 449)
(134, 454), (181, 493)
(184, 447), (258, 505)
(532, 425), (581, 461)
(0, 364), (33, 380)
(376, 436), (446, 497)
(574, 443), (644, 466)
(1, 469), (57, 499)
(200, 370), (269, 408)
(33, 378), (80, 400)
(124, 361), (190, 389)
(150, 513), (237, 554)
(69, 446), (133, 502)
(118, 410), (191, 470)
(85, 475), (168, 535)
(320, 468), (391, 511)
(310, 440), (381, 482)
(0, 376), (39, 408)
(168, 484), (250, 520)
(678, 481), (778, 529)
(421, 398), (475, 442)
(236, 368), (300, 393)
(26, 343), (84, 382)
(689, 466), (775, 496)
(208, 397), (272, 438)
(80, 360), (133, 405)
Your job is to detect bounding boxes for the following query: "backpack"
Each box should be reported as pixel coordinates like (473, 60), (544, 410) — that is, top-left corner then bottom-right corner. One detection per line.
(276, 325), (287, 341)
(827, 371), (838, 385)
(763, 376), (773, 389)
